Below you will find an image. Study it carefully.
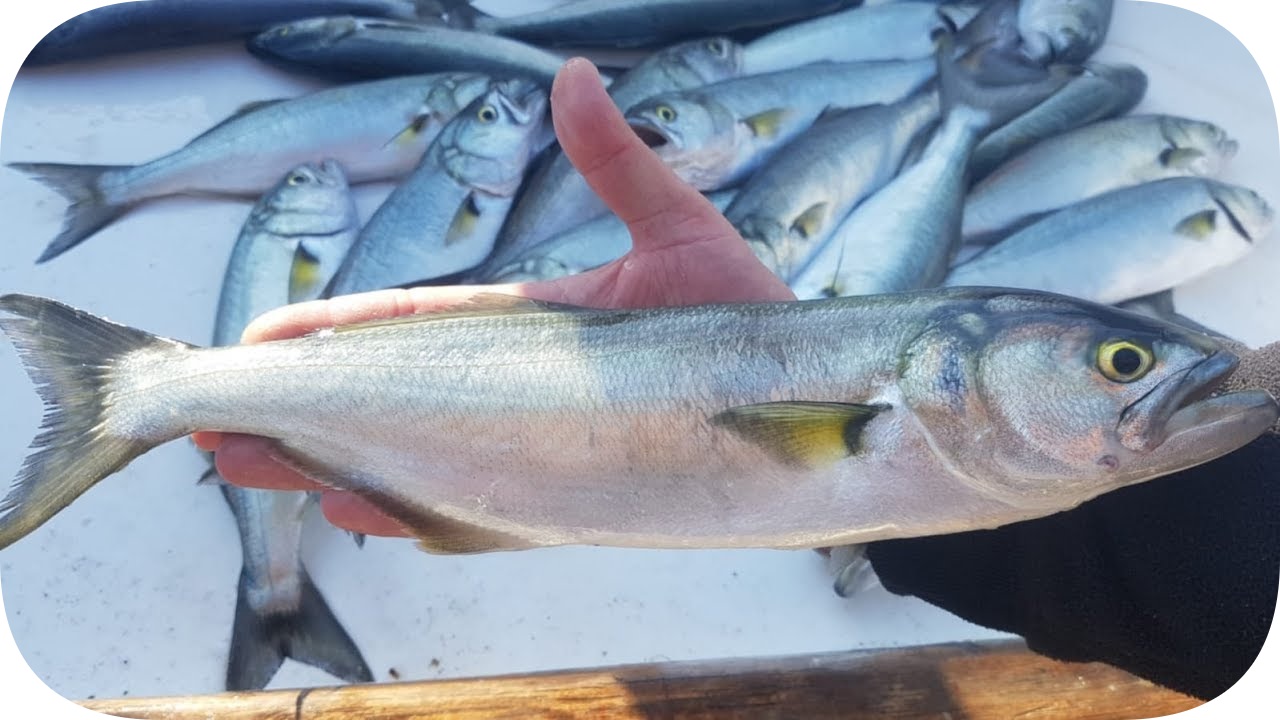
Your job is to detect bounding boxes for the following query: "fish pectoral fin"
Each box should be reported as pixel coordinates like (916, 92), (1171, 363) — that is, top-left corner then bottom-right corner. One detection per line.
(1160, 147), (1207, 169)
(196, 466), (227, 486)
(445, 194), (482, 246)
(289, 243), (323, 303)
(411, 509), (537, 555)
(1175, 209), (1217, 240)
(743, 108), (790, 139)
(711, 401), (889, 469)
(384, 113), (434, 149)
(791, 203), (829, 239)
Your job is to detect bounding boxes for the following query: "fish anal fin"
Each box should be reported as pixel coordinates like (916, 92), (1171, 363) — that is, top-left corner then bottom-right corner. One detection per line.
(711, 401), (889, 469)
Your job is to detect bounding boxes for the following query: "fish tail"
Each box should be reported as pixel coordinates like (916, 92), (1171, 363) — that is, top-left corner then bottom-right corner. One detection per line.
(937, 34), (1074, 137)
(226, 564), (374, 690)
(0, 294), (192, 550)
(7, 162), (132, 262)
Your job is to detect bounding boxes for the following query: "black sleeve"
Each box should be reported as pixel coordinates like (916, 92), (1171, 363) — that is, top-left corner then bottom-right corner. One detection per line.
(865, 431), (1280, 701)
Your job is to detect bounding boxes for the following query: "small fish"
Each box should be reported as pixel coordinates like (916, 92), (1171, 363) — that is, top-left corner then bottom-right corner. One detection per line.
(473, 0), (861, 49)
(9, 73), (491, 263)
(790, 41), (1072, 298)
(968, 61), (1146, 181)
(473, 37), (745, 280)
(248, 16), (568, 87)
(1018, 0), (1114, 64)
(488, 190), (739, 283)
(946, 178), (1275, 305)
(742, 1), (983, 74)
(327, 79), (548, 296)
(211, 160), (368, 691)
(963, 115), (1239, 244)
(22, 0), (445, 66)
(626, 58), (937, 190)
(1, 289), (1275, 554)
(729, 90), (941, 282)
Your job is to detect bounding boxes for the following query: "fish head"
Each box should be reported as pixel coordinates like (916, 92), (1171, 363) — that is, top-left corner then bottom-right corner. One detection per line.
(250, 16), (360, 55)
(439, 79), (549, 196)
(626, 95), (738, 189)
(897, 289), (1278, 510)
(1017, 0), (1110, 64)
(662, 36), (745, 85)
(1157, 117), (1238, 175)
(1205, 181), (1275, 244)
(254, 160), (358, 237)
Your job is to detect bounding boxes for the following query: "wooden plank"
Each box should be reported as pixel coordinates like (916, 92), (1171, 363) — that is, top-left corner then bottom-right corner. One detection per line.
(80, 640), (1202, 720)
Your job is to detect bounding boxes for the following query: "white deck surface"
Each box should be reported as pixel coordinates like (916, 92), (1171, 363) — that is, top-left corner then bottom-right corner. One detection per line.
(0, 1), (1277, 716)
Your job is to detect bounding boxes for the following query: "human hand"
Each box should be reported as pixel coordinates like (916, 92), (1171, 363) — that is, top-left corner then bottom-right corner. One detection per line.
(192, 57), (793, 537)
(865, 340), (1280, 701)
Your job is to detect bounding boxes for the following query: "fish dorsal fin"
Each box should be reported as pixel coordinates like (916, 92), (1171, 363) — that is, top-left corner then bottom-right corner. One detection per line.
(1160, 147), (1206, 169)
(791, 202), (829, 239)
(289, 243), (323, 303)
(1175, 209), (1216, 239)
(743, 108), (790, 138)
(711, 401), (889, 469)
(445, 193), (481, 246)
(327, 293), (587, 334)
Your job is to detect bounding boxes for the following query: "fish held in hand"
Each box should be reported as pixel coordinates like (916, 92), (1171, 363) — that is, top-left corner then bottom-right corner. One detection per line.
(1, 289), (1275, 553)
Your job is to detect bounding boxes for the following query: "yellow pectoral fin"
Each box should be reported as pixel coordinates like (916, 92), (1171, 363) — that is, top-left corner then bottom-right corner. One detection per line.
(711, 401), (889, 468)
(1160, 147), (1207, 169)
(445, 194), (481, 246)
(289, 244), (323, 303)
(384, 114), (433, 149)
(791, 202), (829, 239)
(1175, 209), (1217, 240)
(743, 108), (790, 139)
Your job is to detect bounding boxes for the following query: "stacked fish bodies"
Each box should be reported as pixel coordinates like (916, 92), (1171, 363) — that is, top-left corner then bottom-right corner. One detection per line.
(2, 0), (1279, 693)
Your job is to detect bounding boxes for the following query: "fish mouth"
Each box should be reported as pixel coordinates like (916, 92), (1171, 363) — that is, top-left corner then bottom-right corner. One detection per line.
(628, 119), (673, 149)
(1118, 351), (1270, 453)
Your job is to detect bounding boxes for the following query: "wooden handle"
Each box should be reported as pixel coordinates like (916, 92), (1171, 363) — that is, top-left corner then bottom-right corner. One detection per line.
(80, 639), (1201, 719)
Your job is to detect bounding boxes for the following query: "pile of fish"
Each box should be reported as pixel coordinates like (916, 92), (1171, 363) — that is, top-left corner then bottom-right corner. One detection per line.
(2, 0), (1276, 694)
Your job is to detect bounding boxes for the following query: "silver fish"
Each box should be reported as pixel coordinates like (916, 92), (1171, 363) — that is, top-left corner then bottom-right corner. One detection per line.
(1, 289), (1275, 553)
(626, 58), (937, 190)
(212, 161), (367, 691)
(742, 1), (982, 74)
(790, 44), (1072, 298)
(9, 72), (491, 263)
(23, 0), (445, 66)
(473, 0), (861, 49)
(489, 190), (739, 283)
(473, 37), (746, 280)
(963, 115), (1239, 244)
(328, 79), (548, 296)
(946, 178), (1275, 304)
(1018, 0), (1114, 64)
(248, 16), (568, 87)
(969, 62), (1147, 181)
(729, 90), (941, 282)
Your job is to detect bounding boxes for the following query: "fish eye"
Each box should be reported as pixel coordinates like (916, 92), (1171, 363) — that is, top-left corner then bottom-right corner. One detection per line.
(706, 39), (725, 55)
(1097, 339), (1154, 383)
(656, 104), (677, 123)
(287, 172), (309, 185)
(477, 104), (499, 123)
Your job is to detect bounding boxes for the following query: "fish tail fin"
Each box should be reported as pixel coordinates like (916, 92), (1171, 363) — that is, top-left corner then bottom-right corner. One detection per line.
(226, 565), (374, 690)
(7, 162), (132, 262)
(937, 34), (1075, 137)
(0, 294), (191, 550)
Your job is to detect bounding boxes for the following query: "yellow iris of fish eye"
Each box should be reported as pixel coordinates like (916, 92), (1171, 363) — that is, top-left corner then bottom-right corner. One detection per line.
(1097, 339), (1154, 382)
(478, 105), (498, 123)
(656, 105), (677, 122)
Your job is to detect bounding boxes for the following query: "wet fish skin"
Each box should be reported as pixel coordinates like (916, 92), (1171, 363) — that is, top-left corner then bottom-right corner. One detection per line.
(9, 72), (491, 263)
(473, 37), (746, 280)
(475, 0), (861, 49)
(946, 178), (1275, 304)
(489, 190), (739, 283)
(729, 90), (941, 282)
(328, 78), (548, 296)
(211, 160), (369, 690)
(742, 1), (982, 74)
(626, 58), (937, 190)
(1018, 0), (1114, 64)
(248, 16), (568, 87)
(1, 289), (1275, 553)
(963, 115), (1239, 244)
(969, 62), (1147, 181)
(23, 0), (441, 66)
